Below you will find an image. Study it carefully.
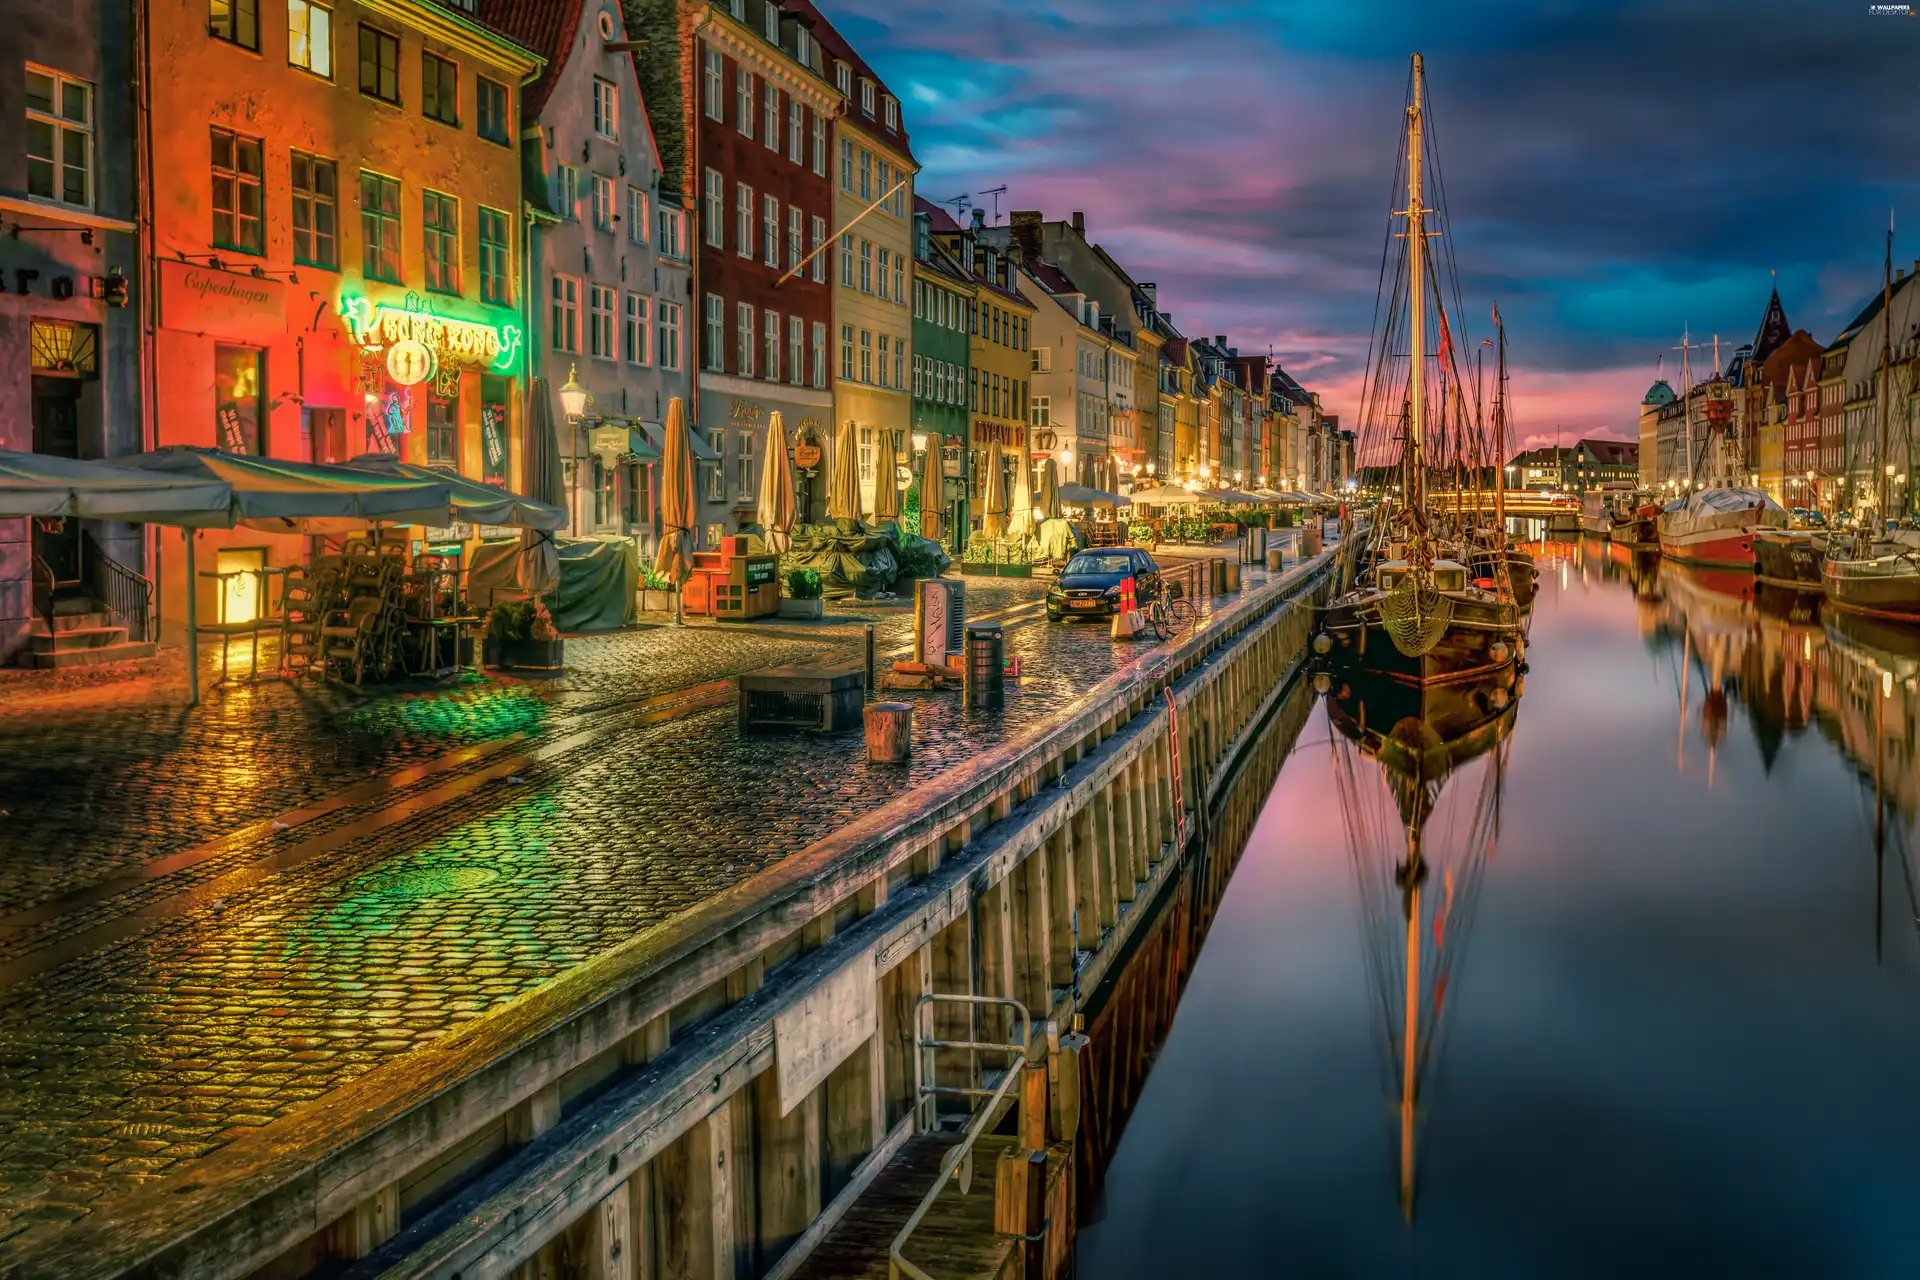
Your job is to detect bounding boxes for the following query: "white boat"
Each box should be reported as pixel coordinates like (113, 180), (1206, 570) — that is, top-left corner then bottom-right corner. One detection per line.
(1658, 487), (1787, 569)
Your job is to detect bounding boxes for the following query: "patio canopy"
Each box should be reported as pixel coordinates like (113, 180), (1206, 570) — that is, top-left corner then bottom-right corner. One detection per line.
(1127, 483), (1203, 505)
(0, 448), (233, 522)
(1058, 482), (1128, 508)
(637, 421), (720, 462)
(344, 454), (568, 530)
(109, 446), (453, 531)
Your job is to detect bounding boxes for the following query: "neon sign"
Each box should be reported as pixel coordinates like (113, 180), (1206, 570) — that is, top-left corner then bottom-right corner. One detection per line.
(340, 295), (523, 374)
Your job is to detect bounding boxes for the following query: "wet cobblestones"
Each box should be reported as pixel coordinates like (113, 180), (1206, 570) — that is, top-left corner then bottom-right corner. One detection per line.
(0, 568), (1261, 1248)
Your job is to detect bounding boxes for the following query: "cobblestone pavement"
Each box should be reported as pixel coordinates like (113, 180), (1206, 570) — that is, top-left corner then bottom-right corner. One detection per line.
(0, 565), (1266, 1245)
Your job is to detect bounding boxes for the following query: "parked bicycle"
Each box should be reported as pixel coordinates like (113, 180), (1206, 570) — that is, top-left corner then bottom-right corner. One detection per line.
(1142, 582), (1196, 642)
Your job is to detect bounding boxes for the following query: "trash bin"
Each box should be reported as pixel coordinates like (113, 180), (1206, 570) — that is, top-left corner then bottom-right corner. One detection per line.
(965, 622), (1004, 705)
(1246, 527), (1267, 561)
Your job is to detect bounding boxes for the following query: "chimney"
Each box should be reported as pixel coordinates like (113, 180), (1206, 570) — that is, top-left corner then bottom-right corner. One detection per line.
(1071, 210), (1085, 236)
(1009, 209), (1042, 263)
(1214, 334), (1226, 346)
(1139, 282), (1157, 305)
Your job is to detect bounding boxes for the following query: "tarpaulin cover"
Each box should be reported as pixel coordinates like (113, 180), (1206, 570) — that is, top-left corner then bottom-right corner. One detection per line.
(550, 535), (639, 632)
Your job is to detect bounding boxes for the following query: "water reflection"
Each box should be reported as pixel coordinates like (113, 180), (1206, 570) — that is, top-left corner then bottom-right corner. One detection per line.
(1079, 536), (1920, 1278)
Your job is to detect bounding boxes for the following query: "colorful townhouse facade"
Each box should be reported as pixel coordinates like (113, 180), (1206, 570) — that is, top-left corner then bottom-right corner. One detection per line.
(910, 201), (973, 541)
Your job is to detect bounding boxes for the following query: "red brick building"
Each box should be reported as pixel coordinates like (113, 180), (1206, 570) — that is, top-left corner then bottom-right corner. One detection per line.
(678, 0), (837, 531)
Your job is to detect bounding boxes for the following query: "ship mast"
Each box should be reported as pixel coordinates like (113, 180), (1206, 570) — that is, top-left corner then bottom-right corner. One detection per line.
(1879, 214), (1893, 525)
(1405, 54), (1428, 527)
(1493, 317), (1507, 532)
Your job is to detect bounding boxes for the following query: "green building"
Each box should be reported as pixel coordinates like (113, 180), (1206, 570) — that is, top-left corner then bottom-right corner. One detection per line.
(911, 202), (976, 547)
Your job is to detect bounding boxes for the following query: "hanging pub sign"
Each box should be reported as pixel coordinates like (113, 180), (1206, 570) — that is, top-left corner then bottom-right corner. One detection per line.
(794, 442), (822, 468)
(386, 339), (437, 387)
(339, 293), (523, 374)
(481, 401), (508, 485)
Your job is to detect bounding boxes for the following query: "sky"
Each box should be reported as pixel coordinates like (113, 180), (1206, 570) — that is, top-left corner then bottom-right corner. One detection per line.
(824, 0), (1920, 450)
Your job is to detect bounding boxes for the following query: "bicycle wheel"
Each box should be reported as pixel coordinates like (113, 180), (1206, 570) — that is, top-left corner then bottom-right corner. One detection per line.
(1168, 596), (1196, 627)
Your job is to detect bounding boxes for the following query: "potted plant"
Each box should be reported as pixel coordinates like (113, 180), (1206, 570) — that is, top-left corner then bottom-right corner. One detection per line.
(485, 599), (566, 670)
(639, 566), (674, 613)
(780, 567), (824, 619)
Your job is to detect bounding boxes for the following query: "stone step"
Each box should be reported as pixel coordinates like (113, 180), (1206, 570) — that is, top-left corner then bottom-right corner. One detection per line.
(50, 596), (102, 618)
(23, 640), (156, 669)
(28, 624), (130, 653)
(30, 611), (109, 635)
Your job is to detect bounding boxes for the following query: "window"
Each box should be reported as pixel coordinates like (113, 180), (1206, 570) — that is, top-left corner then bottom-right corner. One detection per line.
(763, 194), (778, 266)
(589, 284), (616, 359)
(477, 76), (510, 144)
(703, 293), (724, 370)
(211, 128), (264, 253)
(423, 190), (460, 292)
(811, 115), (825, 176)
(859, 426), (872, 481)
(426, 393), (457, 467)
(25, 68), (93, 209)
(860, 79), (875, 116)
(551, 275), (581, 352)
(624, 293), (651, 365)
(658, 205), (685, 258)
(764, 309), (780, 382)
(812, 322), (826, 388)
(736, 67), (753, 138)
(358, 25), (399, 103)
(892, 254), (904, 305)
(707, 430), (726, 500)
(627, 186), (649, 243)
(788, 101), (803, 164)
(210, 0), (259, 50)
(835, 63), (851, 97)
(737, 302), (754, 377)
(763, 0), (778, 40)
(703, 48), (724, 121)
(736, 182), (752, 257)
(877, 334), (889, 388)
(840, 324), (854, 381)
(788, 206), (802, 271)
(884, 94), (898, 130)
(838, 235), (856, 287)
(422, 52), (458, 124)
(739, 430), (756, 498)
(290, 151), (337, 268)
(763, 83), (779, 151)
(479, 205), (510, 304)
(858, 148), (871, 200)
(789, 315), (803, 386)
(213, 345), (264, 454)
(914, 283), (924, 320)
(893, 336), (904, 389)
(913, 355), (924, 398)
(359, 170), (400, 280)
(704, 168), (723, 247)
(876, 248), (889, 302)
(811, 216), (826, 282)
(593, 173), (615, 230)
(797, 26), (813, 66)
(594, 77), (618, 139)
(658, 300), (683, 370)
(860, 329), (872, 384)
(288, 0), (332, 77)
(840, 140), (856, 193)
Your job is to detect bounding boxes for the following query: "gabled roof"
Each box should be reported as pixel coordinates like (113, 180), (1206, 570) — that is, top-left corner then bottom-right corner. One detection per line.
(914, 195), (962, 234)
(1579, 438), (1637, 464)
(916, 235), (973, 290)
(476, 0), (585, 122)
(1752, 286), (1792, 364)
(1025, 260), (1079, 297)
(1161, 337), (1188, 363)
(786, 0), (914, 161)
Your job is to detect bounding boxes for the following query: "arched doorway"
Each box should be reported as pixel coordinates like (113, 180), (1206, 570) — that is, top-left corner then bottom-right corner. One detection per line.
(792, 422), (827, 526)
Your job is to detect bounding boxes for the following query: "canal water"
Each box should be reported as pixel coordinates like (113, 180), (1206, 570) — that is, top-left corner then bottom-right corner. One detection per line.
(1079, 536), (1920, 1277)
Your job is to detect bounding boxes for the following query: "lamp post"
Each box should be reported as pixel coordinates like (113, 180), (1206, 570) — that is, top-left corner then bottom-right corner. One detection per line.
(559, 364), (593, 532)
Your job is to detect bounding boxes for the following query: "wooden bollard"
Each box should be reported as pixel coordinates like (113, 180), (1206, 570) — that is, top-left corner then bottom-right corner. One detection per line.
(864, 701), (912, 763)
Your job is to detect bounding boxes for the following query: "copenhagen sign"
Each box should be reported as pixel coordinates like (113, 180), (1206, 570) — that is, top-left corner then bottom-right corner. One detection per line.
(160, 259), (286, 341)
(339, 295), (523, 373)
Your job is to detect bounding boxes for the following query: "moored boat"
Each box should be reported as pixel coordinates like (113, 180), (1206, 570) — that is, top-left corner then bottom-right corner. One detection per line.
(1319, 558), (1522, 686)
(1658, 487), (1787, 568)
(1608, 499), (1661, 549)
(1821, 542), (1920, 622)
(1754, 528), (1826, 591)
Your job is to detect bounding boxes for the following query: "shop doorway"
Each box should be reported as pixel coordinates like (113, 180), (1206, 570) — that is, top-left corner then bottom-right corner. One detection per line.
(31, 376), (81, 583)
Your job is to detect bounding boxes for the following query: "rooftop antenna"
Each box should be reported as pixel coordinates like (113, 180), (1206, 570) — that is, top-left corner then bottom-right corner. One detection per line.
(937, 192), (970, 220)
(978, 184), (1008, 224)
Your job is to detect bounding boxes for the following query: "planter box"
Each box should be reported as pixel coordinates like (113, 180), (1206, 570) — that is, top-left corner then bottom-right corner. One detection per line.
(639, 589), (673, 612)
(778, 598), (824, 620)
(484, 636), (566, 671)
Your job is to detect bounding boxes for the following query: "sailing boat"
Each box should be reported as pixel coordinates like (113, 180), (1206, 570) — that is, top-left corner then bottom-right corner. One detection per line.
(1824, 221), (1920, 621)
(1325, 666), (1516, 1220)
(1320, 55), (1524, 685)
(1657, 328), (1788, 567)
(1464, 317), (1538, 611)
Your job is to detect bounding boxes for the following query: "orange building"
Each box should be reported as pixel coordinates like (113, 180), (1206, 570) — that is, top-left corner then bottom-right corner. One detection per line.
(146, 0), (539, 637)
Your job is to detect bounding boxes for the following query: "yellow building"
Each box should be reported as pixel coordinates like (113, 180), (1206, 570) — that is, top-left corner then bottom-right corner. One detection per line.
(147, 0), (538, 636)
(807, 14), (916, 515)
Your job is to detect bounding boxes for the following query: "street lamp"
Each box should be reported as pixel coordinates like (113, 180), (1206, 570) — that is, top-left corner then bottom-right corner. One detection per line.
(1145, 460), (1156, 477)
(912, 431), (929, 454)
(559, 364), (590, 422)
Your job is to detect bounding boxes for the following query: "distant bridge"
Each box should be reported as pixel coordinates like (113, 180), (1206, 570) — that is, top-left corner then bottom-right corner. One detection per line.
(1421, 491), (1582, 518)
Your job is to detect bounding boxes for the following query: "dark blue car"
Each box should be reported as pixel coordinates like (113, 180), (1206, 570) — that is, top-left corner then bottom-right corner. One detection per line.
(1046, 548), (1164, 621)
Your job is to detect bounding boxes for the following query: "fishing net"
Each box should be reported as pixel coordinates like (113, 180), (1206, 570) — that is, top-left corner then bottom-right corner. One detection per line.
(1379, 572), (1453, 657)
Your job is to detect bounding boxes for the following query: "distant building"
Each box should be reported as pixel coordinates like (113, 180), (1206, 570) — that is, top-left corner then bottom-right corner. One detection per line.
(1508, 439), (1637, 493)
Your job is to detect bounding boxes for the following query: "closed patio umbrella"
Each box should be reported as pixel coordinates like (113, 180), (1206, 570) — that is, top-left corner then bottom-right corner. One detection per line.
(871, 425), (899, 522)
(918, 433), (945, 541)
(982, 440), (1009, 538)
(654, 396), (696, 625)
(757, 411), (797, 555)
(828, 418), (861, 524)
(1006, 441), (1035, 540)
(519, 376), (565, 594)
(1037, 456), (1063, 520)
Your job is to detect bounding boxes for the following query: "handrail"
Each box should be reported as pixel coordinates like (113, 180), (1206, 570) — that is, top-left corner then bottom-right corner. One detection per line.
(82, 529), (155, 641)
(28, 551), (56, 641)
(892, 994), (1033, 1280)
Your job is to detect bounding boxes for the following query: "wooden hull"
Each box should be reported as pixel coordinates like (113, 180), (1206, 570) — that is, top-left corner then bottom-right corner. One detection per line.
(1608, 514), (1658, 548)
(1319, 588), (1521, 687)
(1753, 531), (1825, 592)
(1822, 557), (1920, 622)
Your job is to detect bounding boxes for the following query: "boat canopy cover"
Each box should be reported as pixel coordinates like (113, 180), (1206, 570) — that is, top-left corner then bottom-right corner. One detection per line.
(1666, 486), (1783, 517)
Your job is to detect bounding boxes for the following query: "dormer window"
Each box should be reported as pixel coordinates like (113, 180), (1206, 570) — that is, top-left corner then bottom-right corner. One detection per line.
(860, 79), (875, 116)
(764, 1), (779, 43)
(836, 62), (851, 97)
(884, 95), (898, 130)
(728, 0), (744, 19)
(797, 26), (812, 66)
